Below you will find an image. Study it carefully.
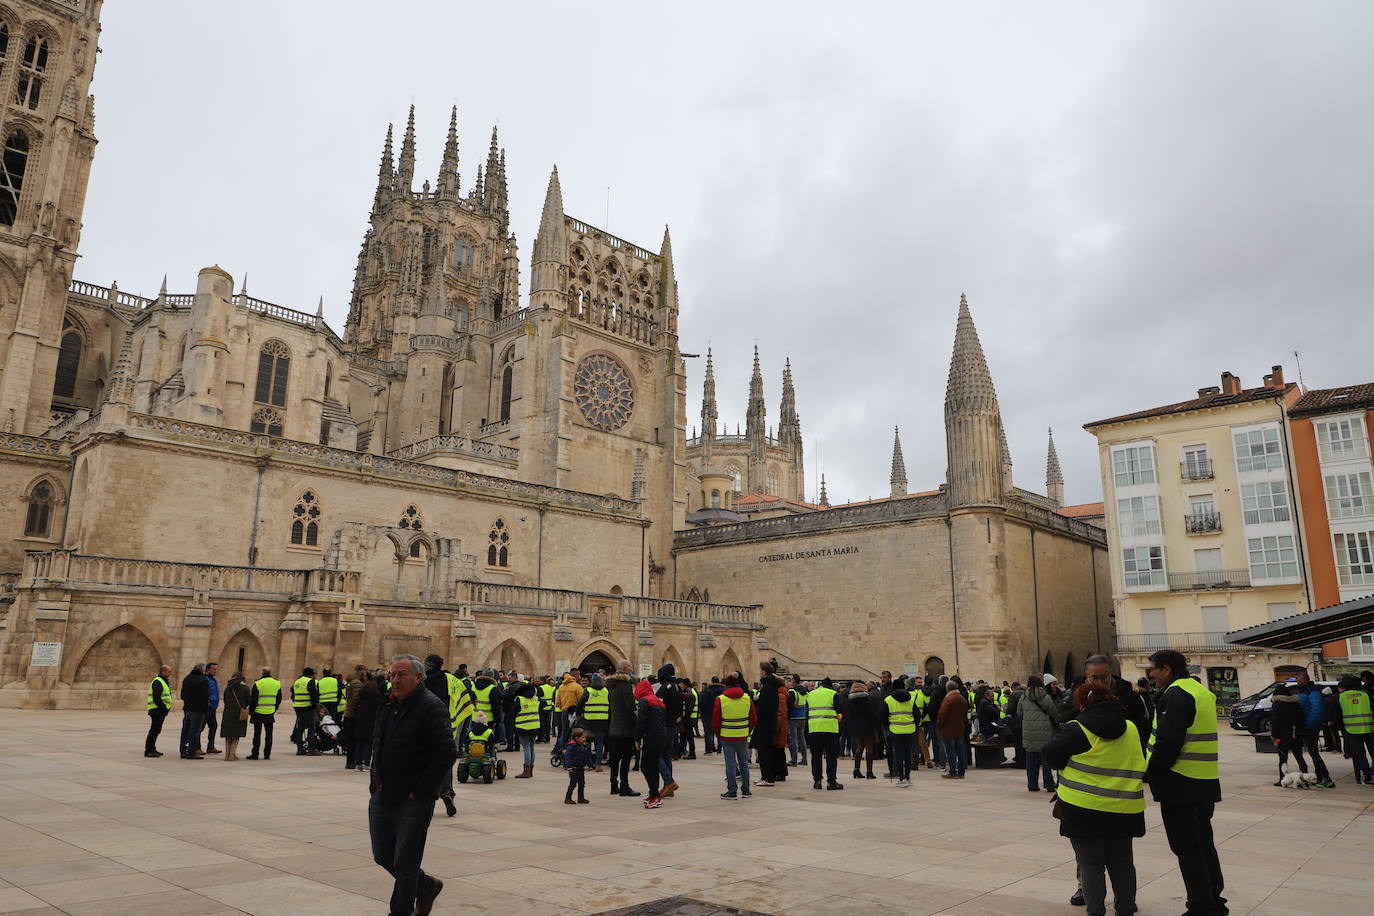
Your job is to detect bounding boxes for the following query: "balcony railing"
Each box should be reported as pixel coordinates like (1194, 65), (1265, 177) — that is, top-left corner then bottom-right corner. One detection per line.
(1114, 632), (1235, 653)
(1180, 459), (1214, 481)
(1184, 511), (1222, 534)
(1168, 568), (1251, 591)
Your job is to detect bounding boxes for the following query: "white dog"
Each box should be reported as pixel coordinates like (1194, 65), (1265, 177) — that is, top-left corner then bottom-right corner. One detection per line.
(1278, 761), (1318, 788)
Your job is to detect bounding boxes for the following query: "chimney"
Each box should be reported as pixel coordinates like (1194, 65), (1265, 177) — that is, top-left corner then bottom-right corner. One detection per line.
(1269, 365), (1285, 389)
(1220, 372), (1241, 396)
(1197, 386), (1221, 398)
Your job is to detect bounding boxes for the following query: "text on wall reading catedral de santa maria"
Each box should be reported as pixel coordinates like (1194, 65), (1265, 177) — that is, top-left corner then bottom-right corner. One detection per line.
(758, 545), (861, 563)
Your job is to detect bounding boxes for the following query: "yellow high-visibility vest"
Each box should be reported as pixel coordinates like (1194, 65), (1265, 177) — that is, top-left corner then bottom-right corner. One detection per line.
(253, 677), (282, 715)
(807, 686), (840, 734)
(147, 676), (170, 712)
(292, 676), (314, 709)
(582, 687), (609, 723)
(1339, 690), (1373, 735)
(1058, 720), (1147, 815)
(515, 695), (541, 731)
(884, 694), (917, 735)
(318, 678), (338, 705)
(446, 672), (473, 728)
(473, 683), (495, 718)
(718, 693), (752, 739)
(1147, 677), (1219, 781)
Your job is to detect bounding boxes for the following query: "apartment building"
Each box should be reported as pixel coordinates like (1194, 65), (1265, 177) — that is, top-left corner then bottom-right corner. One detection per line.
(1085, 367), (1312, 701)
(1289, 383), (1374, 672)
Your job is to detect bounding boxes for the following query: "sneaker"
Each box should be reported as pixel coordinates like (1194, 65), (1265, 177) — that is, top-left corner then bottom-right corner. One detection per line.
(1070, 888), (1085, 907)
(741, 791), (753, 798)
(1317, 778), (1336, 789)
(721, 791), (738, 799)
(754, 779), (774, 787)
(643, 797), (662, 809)
(900, 779), (912, 788)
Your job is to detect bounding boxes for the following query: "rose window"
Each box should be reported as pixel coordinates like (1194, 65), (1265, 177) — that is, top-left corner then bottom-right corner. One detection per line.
(574, 354), (634, 431)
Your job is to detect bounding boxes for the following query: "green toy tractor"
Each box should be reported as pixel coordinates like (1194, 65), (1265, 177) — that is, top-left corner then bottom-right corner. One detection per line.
(456, 736), (507, 784)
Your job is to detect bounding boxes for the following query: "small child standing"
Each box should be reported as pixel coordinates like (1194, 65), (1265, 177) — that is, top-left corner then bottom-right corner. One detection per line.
(563, 727), (594, 804)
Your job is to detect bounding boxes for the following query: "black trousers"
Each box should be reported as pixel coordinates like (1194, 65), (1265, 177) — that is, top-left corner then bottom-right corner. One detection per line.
(145, 709), (167, 753)
(757, 745), (786, 782)
(203, 709), (219, 749)
(566, 767), (586, 800)
(809, 733), (840, 784)
(1160, 801), (1226, 916)
(1298, 728), (1330, 779)
(251, 715), (275, 758)
(368, 795), (436, 916)
(607, 735), (634, 790)
(641, 742), (663, 797)
(291, 707), (318, 750)
(1069, 835), (1136, 916)
(538, 709), (551, 742)
(889, 733), (914, 781)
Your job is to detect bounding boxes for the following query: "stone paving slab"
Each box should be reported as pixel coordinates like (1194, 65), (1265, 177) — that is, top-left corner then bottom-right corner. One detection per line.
(0, 710), (1369, 915)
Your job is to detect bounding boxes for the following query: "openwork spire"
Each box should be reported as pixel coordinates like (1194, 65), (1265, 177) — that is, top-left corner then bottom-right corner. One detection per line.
(373, 123), (394, 210)
(945, 293), (999, 411)
(700, 347), (718, 441)
(437, 106), (460, 197)
(1046, 427), (1065, 508)
(658, 225), (679, 315)
(483, 126), (502, 210)
(396, 105), (417, 191)
(890, 425), (908, 500)
(819, 474), (830, 508)
(779, 358), (800, 445)
(103, 329), (135, 406)
(534, 165), (566, 262)
(745, 345), (766, 441)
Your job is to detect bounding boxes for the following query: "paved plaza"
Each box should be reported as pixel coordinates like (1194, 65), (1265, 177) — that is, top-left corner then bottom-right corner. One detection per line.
(0, 710), (1369, 916)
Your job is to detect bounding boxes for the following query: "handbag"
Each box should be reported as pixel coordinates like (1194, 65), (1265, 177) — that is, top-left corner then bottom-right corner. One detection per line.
(239, 708), (250, 722)
(1050, 791), (1063, 819)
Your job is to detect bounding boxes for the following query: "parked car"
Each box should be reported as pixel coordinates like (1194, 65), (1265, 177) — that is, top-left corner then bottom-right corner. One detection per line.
(1229, 679), (1338, 733)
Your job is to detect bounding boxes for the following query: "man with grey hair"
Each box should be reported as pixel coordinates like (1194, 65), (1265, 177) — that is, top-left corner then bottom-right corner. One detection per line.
(1068, 654), (1149, 746)
(178, 663), (210, 759)
(369, 654), (457, 916)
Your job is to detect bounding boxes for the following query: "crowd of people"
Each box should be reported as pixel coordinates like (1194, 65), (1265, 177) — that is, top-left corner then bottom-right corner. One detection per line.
(142, 653), (1374, 916)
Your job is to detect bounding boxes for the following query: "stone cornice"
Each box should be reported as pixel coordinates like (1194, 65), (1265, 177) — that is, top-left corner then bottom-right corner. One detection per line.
(673, 492), (949, 551)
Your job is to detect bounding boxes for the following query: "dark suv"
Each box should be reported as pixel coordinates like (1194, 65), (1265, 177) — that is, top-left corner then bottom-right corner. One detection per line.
(1228, 680), (1338, 733)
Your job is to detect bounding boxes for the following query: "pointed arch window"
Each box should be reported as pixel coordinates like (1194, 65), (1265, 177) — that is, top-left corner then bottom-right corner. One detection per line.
(251, 406), (283, 437)
(0, 24), (9, 64)
(398, 505), (423, 530)
(254, 339), (290, 407)
(24, 480), (54, 537)
(724, 464), (742, 494)
(290, 490), (321, 546)
(409, 539), (425, 558)
(15, 34), (50, 111)
(454, 238), (476, 273)
(499, 365), (513, 422)
(0, 129), (30, 226)
(487, 517), (510, 568)
(52, 322), (82, 400)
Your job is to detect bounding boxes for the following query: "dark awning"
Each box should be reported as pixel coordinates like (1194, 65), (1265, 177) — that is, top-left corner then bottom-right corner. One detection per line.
(1226, 592), (1374, 650)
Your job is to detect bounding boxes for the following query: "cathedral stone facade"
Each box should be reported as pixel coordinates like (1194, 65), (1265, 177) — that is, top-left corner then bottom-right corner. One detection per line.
(0, 1), (1114, 709)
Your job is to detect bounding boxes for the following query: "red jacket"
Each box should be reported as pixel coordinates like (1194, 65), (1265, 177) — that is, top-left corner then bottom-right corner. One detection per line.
(711, 686), (758, 741)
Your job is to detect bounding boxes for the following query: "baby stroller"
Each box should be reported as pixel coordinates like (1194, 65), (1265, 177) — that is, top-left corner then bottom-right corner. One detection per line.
(315, 713), (341, 755)
(457, 735), (507, 784)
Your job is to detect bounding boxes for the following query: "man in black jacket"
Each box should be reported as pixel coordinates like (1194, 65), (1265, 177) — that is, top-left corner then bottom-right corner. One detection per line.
(1147, 649), (1226, 916)
(178, 664), (210, 759)
(655, 664), (682, 796)
(370, 654), (458, 916)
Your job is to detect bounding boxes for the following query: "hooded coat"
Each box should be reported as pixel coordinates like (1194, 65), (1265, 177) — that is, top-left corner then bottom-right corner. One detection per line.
(655, 664), (682, 726)
(1018, 685), (1060, 752)
(1042, 700), (1147, 839)
(634, 680), (669, 748)
(606, 673), (637, 738)
(751, 674), (788, 750)
(712, 684), (758, 740)
(555, 672), (584, 711)
(843, 684), (880, 738)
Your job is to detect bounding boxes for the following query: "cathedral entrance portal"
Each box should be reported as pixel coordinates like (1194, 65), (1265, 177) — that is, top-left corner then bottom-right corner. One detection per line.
(579, 650), (615, 674)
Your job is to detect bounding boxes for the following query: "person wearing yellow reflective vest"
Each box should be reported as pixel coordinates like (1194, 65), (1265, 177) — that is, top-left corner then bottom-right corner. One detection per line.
(1336, 675), (1374, 784)
(512, 680), (542, 778)
(912, 680), (933, 769)
(881, 679), (919, 786)
(786, 675), (809, 767)
(1145, 649), (1225, 916)
(576, 675), (610, 773)
(1043, 680), (1147, 916)
(805, 677), (844, 790)
(712, 673), (757, 798)
(144, 664), (174, 757)
(247, 667), (282, 760)
(317, 668), (341, 722)
(289, 667), (321, 755)
(470, 670), (500, 735)
(536, 677), (557, 743)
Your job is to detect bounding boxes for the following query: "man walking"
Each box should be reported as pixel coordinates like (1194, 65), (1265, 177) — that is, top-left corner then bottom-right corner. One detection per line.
(1294, 670), (1336, 788)
(806, 677), (844, 790)
(369, 654), (457, 916)
(145, 664), (173, 757)
(203, 661), (222, 754)
(290, 666), (322, 755)
(247, 667), (281, 760)
(1147, 649), (1226, 916)
(606, 662), (640, 796)
(713, 673), (757, 798)
(178, 663), (210, 759)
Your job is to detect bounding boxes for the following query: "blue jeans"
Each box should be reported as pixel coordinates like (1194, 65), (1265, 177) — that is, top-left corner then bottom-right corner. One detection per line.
(518, 731), (536, 767)
(1025, 750), (1056, 789)
(942, 737), (965, 776)
(788, 720), (809, 764)
(722, 740), (750, 794)
(586, 728), (606, 765)
(179, 710), (206, 757)
(368, 795), (436, 916)
(659, 748), (674, 786)
(926, 724), (944, 765)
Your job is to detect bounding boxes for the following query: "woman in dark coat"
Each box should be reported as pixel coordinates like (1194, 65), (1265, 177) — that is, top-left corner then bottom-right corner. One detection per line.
(843, 680), (880, 779)
(634, 679), (668, 807)
(1044, 683), (1147, 916)
(220, 672), (250, 760)
(750, 664), (788, 785)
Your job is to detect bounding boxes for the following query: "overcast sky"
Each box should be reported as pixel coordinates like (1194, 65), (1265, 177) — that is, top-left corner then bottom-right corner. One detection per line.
(79, 1), (1374, 505)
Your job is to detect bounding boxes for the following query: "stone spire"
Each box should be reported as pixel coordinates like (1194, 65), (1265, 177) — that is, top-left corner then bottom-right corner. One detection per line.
(944, 294), (1007, 509)
(1000, 424), (1014, 493)
(631, 448), (646, 501)
(103, 328), (136, 406)
(657, 225), (679, 334)
(483, 126), (502, 211)
(700, 347), (718, 441)
(437, 106), (459, 198)
(1046, 427), (1065, 509)
(745, 346), (766, 441)
(819, 474), (830, 508)
(890, 426), (908, 500)
(373, 123), (394, 210)
(396, 105), (416, 192)
(779, 358), (800, 446)
(531, 166), (567, 307)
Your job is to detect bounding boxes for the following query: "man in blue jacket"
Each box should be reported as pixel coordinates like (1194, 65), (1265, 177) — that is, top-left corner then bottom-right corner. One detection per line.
(1295, 670), (1335, 788)
(203, 662), (222, 755)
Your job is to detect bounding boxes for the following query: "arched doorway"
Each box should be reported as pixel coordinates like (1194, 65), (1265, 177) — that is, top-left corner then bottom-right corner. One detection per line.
(719, 647), (743, 678)
(1063, 652), (1077, 685)
(220, 628), (266, 680)
(579, 650), (615, 674)
(484, 638), (535, 676)
(924, 656), (945, 678)
(1043, 652), (1054, 679)
(73, 624), (160, 701)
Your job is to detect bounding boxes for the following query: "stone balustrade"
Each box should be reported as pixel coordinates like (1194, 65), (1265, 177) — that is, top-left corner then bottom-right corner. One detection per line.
(0, 432), (71, 457)
(387, 434), (518, 464)
(456, 581), (761, 629)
